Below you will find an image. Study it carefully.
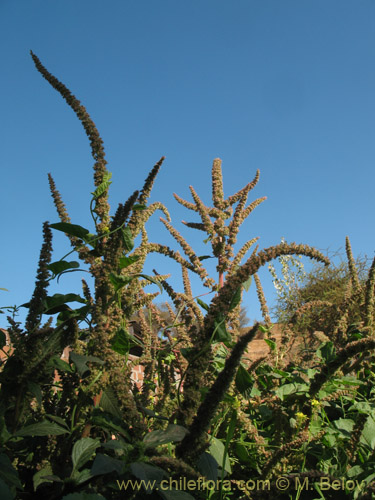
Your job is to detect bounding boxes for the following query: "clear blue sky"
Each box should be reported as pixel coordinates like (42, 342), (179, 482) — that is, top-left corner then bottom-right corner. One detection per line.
(1, 0), (374, 327)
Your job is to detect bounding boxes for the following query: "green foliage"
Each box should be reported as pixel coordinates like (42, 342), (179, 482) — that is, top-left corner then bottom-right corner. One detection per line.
(1, 53), (375, 500)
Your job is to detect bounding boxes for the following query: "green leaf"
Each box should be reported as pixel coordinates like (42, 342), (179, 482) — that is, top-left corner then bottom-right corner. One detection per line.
(50, 222), (91, 241)
(69, 352), (104, 378)
(316, 342), (336, 362)
(242, 276), (252, 292)
(45, 415), (69, 429)
(121, 226), (134, 252)
(48, 355), (75, 374)
(118, 255), (140, 269)
(137, 274), (163, 293)
(111, 327), (143, 356)
(229, 287), (242, 312)
(197, 255), (214, 261)
(130, 462), (167, 491)
(132, 204), (147, 211)
(213, 315), (232, 344)
(48, 261), (80, 276)
(209, 436), (231, 474)
(91, 453), (124, 477)
(235, 364), (254, 398)
(90, 409), (130, 439)
(159, 490), (196, 500)
(109, 273), (133, 292)
(197, 452), (218, 481)
(72, 437), (101, 472)
(275, 383), (309, 400)
(333, 418), (355, 435)
(0, 288), (9, 292)
(0, 479), (13, 500)
(264, 339), (276, 351)
(27, 381), (42, 407)
(43, 293), (86, 313)
(33, 464), (53, 491)
(197, 298), (209, 311)
(99, 388), (123, 419)
(92, 172), (112, 199)
(110, 327), (130, 355)
(14, 420), (69, 437)
(361, 416), (375, 448)
(143, 424), (188, 448)
(0, 453), (22, 491)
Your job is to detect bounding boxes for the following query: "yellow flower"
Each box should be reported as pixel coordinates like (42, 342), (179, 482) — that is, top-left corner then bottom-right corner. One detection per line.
(296, 412), (307, 421)
(311, 399), (321, 407)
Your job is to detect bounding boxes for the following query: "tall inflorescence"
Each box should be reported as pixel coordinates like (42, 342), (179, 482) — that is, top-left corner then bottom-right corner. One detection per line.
(31, 52), (170, 437)
(149, 157), (330, 446)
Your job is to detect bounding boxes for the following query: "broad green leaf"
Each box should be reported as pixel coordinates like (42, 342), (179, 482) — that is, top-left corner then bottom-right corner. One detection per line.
(213, 316), (232, 344)
(14, 421), (69, 437)
(197, 452), (218, 481)
(90, 409), (130, 439)
(361, 416), (375, 448)
(0, 479), (13, 500)
(143, 424), (188, 448)
(45, 415), (69, 430)
(48, 261), (80, 276)
(27, 381), (42, 407)
(110, 327), (143, 356)
(69, 352), (104, 378)
(348, 401), (372, 413)
(72, 437), (100, 472)
(92, 172), (112, 199)
(316, 342), (336, 362)
(159, 490), (196, 500)
(0, 453), (22, 490)
(229, 287), (242, 312)
(56, 305), (90, 324)
(50, 222), (91, 241)
(109, 273), (133, 292)
(264, 339), (276, 351)
(121, 226), (134, 252)
(71, 468), (93, 485)
(209, 436), (231, 474)
(242, 275), (252, 292)
(235, 364), (253, 398)
(347, 465), (364, 478)
(197, 298), (209, 311)
(180, 347), (194, 361)
(275, 383), (309, 400)
(100, 388), (123, 419)
(47, 355), (75, 374)
(110, 327), (130, 355)
(33, 464), (53, 491)
(333, 418), (355, 435)
(130, 462), (167, 490)
(118, 255), (140, 269)
(43, 293), (86, 313)
(91, 453), (124, 477)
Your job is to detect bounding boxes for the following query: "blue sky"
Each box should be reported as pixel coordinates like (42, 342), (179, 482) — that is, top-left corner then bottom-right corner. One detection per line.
(1, 0), (374, 327)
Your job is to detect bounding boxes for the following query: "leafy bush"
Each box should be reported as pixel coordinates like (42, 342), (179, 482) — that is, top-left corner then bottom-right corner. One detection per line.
(1, 53), (375, 500)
